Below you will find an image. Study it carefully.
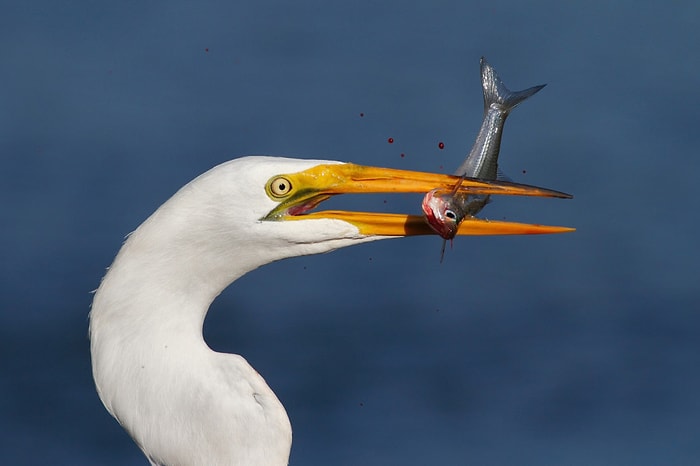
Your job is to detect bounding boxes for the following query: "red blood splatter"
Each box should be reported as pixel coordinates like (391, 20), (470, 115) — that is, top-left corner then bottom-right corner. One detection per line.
(359, 112), (364, 117)
(400, 153), (405, 158)
(438, 142), (445, 149)
(387, 137), (394, 144)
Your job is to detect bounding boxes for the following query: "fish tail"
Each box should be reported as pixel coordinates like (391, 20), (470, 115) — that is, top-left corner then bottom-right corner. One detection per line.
(480, 56), (546, 113)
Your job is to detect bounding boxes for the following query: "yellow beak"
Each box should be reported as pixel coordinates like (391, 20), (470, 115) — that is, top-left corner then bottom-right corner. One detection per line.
(264, 163), (574, 236)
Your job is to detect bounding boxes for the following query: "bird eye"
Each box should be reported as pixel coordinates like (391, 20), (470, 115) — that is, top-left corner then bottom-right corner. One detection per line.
(269, 177), (292, 197)
(445, 209), (456, 220)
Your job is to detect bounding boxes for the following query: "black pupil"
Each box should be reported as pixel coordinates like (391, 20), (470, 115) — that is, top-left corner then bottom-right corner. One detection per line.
(278, 182), (286, 191)
(445, 210), (456, 219)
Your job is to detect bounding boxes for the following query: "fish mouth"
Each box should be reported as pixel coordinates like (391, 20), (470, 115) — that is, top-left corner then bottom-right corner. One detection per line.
(263, 163), (574, 236)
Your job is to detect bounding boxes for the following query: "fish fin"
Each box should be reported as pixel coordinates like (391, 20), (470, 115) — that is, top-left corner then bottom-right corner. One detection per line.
(481, 56), (546, 112)
(449, 174), (466, 195)
(496, 168), (512, 182)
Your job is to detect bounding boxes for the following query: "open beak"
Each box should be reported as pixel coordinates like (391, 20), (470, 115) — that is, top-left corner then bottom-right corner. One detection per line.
(263, 163), (574, 236)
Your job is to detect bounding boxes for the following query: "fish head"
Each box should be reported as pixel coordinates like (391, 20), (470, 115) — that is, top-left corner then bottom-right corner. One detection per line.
(421, 189), (467, 240)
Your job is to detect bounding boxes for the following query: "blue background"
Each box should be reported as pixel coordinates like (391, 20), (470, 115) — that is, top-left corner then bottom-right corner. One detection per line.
(2, 1), (699, 464)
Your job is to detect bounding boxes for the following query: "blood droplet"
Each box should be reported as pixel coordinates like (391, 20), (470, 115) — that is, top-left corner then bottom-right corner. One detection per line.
(438, 142), (445, 149)
(387, 137), (394, 144)
(400, 153), (405, 158)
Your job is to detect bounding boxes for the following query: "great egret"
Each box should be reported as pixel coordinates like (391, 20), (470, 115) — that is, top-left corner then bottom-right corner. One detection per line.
(89, 156), (572, 465)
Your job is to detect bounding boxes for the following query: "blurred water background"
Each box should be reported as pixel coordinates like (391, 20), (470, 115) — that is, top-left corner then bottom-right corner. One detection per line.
(2, 1), (699, 464)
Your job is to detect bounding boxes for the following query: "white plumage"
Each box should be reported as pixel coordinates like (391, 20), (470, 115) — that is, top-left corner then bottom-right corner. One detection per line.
(90, 157), (381, 465)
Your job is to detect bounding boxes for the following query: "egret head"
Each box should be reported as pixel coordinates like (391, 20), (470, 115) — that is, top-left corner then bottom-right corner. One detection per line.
(130, 156), (572, 288)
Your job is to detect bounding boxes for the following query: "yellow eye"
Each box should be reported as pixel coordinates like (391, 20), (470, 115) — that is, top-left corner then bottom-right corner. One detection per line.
(268, 176), (292, 197)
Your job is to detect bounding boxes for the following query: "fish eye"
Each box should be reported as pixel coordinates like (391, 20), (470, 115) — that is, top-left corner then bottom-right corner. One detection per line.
(268, 177), (293, 197)
(445, 209), (456, 220)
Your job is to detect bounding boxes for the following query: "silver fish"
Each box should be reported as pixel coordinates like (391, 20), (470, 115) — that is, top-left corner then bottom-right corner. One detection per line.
(422, 57), (546, 240)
